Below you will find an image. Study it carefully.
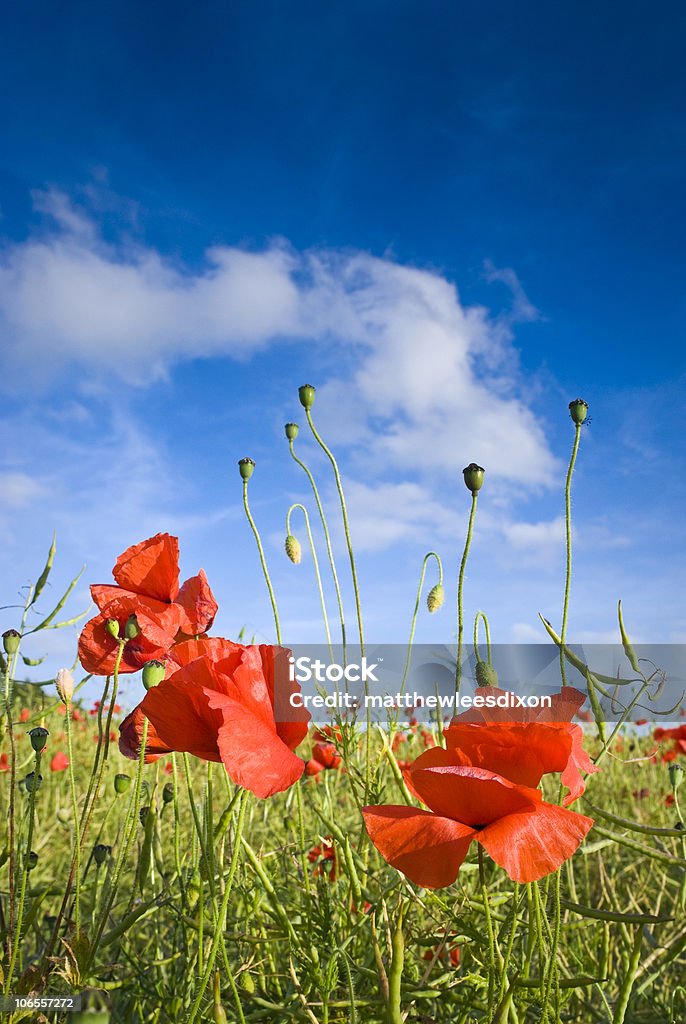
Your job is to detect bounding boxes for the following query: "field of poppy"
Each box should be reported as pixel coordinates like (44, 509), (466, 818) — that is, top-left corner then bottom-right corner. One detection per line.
(1, 389), (685, 1024)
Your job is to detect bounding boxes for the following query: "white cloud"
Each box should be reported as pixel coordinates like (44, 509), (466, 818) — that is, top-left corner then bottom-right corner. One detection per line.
(503, 516), (566, 550)
(0, 471), (45, 508)
(1, 188), (558, 486)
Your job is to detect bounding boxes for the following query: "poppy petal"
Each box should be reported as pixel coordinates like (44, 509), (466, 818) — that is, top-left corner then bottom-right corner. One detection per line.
(113, 533), (180, 602)
(166, 637), (242, 673)
(443, 722), (573, 789)
(176, 570), (218, 635)
(214, 699), (305, 797)
(119, 705), (173, 763)
(138, 666), (224, 762)
(362, 805), (476, 888)
(478, 801), (594, 883)
(257, 644), (310, 750)
(408, 764), (541, 826)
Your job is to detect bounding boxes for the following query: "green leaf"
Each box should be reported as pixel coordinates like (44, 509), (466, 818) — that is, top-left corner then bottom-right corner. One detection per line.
(539, 616), (638, 685)
(618, 600), (640, 673)
(30, 532), (56, 606)
(26, 565), (86, 633)
(560, 898), (673, 924)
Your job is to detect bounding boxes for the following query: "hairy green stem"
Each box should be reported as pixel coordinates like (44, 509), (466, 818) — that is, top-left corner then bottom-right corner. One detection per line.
(242, 479), (282, 644)
(456, 492), (478, 694)
(287, 502), (333, 657)
(560, 422), (582, 686)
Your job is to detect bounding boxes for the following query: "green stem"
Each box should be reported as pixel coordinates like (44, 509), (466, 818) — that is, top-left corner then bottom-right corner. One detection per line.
(400, 553), (442, 694)
(386, 903), (404, 1024)
(478, 845), (497, 1021)
(612, 927), (643, 1024)
(560, 423), (582, 686)
(289, 439), (347, 657)
(187, 792), (248, 1024)
(456, 492), (478, 694)
(64, 699), (81, 935)
(473, 610), (493, 665)
(242, 479), (282, 644)
(287, 503), (333, 657)
(5, 747), (42, 993)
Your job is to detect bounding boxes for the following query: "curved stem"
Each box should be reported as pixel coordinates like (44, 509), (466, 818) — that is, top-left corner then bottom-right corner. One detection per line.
(305, 409), (364, 654)
(242, 479), (282, 644)
(287, 503), (333, 657)
(289, 439), (347, 658)
(473, 611), (492, 666)
(560, 423), (582, 686)
(400, 552), (443, 694)
(456, 493), (478, 694)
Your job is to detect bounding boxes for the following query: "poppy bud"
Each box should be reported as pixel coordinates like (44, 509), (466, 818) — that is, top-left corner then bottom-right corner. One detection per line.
(568, 398), (589, 425)
(27, 850), (38, 871)
(124, 614), (140, 640)
(285, 534), (302, 564)
(142, 660), (166, 690)
(55, 668), (74, 704)
(162, 782), (174, 804)
(298, 384), (316, 409)
(93, 843), (112, 866)
(238, 457), (255, 481)
(28, 726), (49, 752)
(285, 422), (299, 441)
(669, 763), (684, 791)
(426, 584), (444, 613)
(105, 619), (120, 639)
(114, 773), (131, 795)
(463, 464), (485, 494)
(25, 771), (42, 794)
(139, 805), (150, 826)
(2, 629), (21, 655)
(475, 661), (499, 688)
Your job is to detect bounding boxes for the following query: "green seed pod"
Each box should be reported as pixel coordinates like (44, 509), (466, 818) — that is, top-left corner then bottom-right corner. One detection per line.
(186, 868), (202, 907)
(238, 457), (255, 480)
(124, 614), (140, 640)
(2, 629), (21, 655)
(298, 383), (316, 409)
(285, 422), (299, 441)
(426, 583), (444, 613)
(463, 463), (485, 494)
(240, 971), (256, 994)
(142, 659), (166, 690)
(568, 398), (589, 425)
(93, 844), (112, 866)
(669, 763), (685, 792)
(285, 534), (302, 564)
(162, 782), (174, 804)
(28, 726), (49, 752)
(24, 771), (43, 794)
(105, 618), (120, 639)
(475, 660), (499, 688)
(114, 773), (131, 796)
(27, 850), (38, 871)
(213, 972), (229, 1024)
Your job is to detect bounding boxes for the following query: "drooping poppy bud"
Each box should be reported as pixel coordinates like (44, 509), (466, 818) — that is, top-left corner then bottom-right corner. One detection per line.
(28, 726), (49, 752)
(463, 464), (485, 494)
(475, 661), (499, 688)
(93, 843), (112, 866)
(2, 629), (21, 655)
(285, 534), (302, 564)
(114, 773), (131, 796)
(285, 422), (299, 440)
(105, 619), (120, 639)
(124, 614), (140, 640)
(426, 584), (444, 613)
(298, 384), (316, 409)
(238, 457), (255, 481)
(27, 851), (38, 871)
(55, 668), (74, 704)
(568, 398), (589, 425)
(25, 771), (43, 794)
(142, 660), (166, 690)
(162, 782), (174, 804)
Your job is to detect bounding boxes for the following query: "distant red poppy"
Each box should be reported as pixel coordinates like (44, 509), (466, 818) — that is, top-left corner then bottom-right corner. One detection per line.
(313, 725), (343, 745)
(19, 708), (30, 723)
(50, 752), (69, 772)
(305, 742), (342, 777)
(78, 533), (218, 676)
(119, 639), (310, 798)
(0, 753), (9, 771)
(653, 725), (686, 762)
(423, 943), (460, 968)
(308, 837), (338, 880)
(363, 719), (594, 887)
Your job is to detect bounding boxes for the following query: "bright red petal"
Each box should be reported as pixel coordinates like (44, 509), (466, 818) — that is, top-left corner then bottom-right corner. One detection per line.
(119, 705), (173, 763)
(78, 596), (182, 676)
(176, 570), (218, 635)
(407, 764), (540, 826)
(362, 805), (476, 888)
(138, 664), (224, 762)
(167, 637), (242, 673)
(443, 722), (573, 789)
(213, 696), (305, 797)
(478, 801), (594, 883)
(452, 686), (587, 725)
(112, 533), (180, 602)
(560, 724), (598, 805)
(257, 644), (310, 750)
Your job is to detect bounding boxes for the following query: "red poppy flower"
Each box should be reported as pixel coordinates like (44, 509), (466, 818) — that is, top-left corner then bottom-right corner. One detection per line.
(313, 725), (343, 745)
(0, 753), (9, 771)
(306, 742), (342, 775)
(308, 837), (338, 880)
(449, 686), (597, 806)
(19, 708), (30, 723)
(50, 752), (70, 772)
(423, 943), (460, 968)
(78, 534), (218, 676)
(119, 639), (310, 798)
(363, 721), (594, 887)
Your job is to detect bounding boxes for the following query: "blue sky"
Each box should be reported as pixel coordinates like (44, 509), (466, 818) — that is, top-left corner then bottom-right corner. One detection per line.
(0, 2), (684, 699)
